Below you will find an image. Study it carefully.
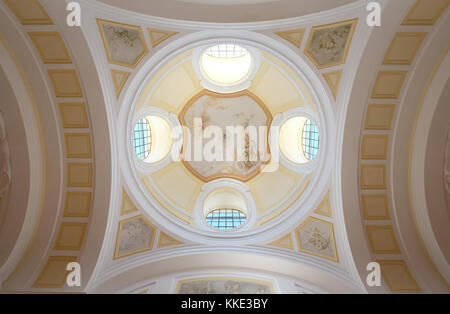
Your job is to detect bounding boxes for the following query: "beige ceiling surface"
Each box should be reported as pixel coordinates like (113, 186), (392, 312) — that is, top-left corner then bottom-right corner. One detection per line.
(98, 0), (357, 23)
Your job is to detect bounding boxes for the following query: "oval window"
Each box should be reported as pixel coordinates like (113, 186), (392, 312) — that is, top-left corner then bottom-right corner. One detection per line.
(133, 115), (173, 164)
(201, 44), (252, 85)
(134, 118), (152, 160)
(206, 209), (247, 230)
(301, 119), (320, 161)
(279, 116), (320, 164)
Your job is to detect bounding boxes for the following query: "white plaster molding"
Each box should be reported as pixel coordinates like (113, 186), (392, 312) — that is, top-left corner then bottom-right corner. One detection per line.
(192, 44), (261, 94)
(76, 0), (370, 31)
(0, 32), (44, 286)
(270, 108), (323, 174)
(76, 0), (374, 292)
(131, 106), (182, 173)
(410, 51), (450, 283)
(193, 178), (257, 234)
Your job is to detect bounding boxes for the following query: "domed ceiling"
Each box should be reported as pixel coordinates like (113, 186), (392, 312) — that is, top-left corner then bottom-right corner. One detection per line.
(0, 0), (449, 295)
(124, 41), (330, 240)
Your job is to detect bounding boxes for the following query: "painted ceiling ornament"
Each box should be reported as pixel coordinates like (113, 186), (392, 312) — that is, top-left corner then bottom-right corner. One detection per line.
(98, 19), (148, 68)
(0, 111), (11, 196)
(115, 215), (155, 258)
(179, 90), (272, 182)
(305, 19), (357, 69)
(177, 278), (272, 294)
(296, 217), (338, 262)
(445, 129), (450, 194)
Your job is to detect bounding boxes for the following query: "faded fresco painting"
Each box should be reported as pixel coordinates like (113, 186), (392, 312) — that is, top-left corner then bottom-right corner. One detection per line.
(99, 21), (147, 67)
(297, 217), (337, 261)
(177, 278), (272, 294)
(306, 20), (356, 68)
(180, 90), (271, 181)
(116, 216), (154, 258)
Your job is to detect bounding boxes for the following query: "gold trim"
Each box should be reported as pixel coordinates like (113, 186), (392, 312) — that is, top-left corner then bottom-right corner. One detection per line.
(157, 231), (184, 248)
(58, 102), (89, 129)
(383, 32), (427, 65)
(267, 233), (295, 250)
(97, 19), (149, 68)
(64, 133), (92, 158)
(48, 69), (83, 98)
(361, 194), (391, 220)
(179, 89), (273, 182)
(67, 163), (93, 187)
(53, 222), (88, 251)
(175, 277), (274, 294)
(360, 164), (387, 190)
(295, 216), (339, 263)
(32, 256), (77, 288)
(148, 28), (178, 48)
(364, 103), (396, 130)
(111, 69), (130, 99)
(322, 70), (342, 100)
(114, 215), (157, 259)
(371, 71), (407, 99)
(63, 191), (92, 218)
(361, 134), (389, 160)
(121, 189), (139, 216)
(377, 260), (422, 293)
(3, 0), (53, 25)
(304, 19), (358, 69)
(28, 32), (72, 64)
(275, 29), (305, 48)
(366, 225), (401, 254)
(314, 190), (332, 218)
(402, 0), (449, 25)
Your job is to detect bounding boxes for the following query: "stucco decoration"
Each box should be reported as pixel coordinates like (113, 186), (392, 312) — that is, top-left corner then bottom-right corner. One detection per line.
(305, 19), (357, 69)
(296, 217), (338, 262)
(0, 112), (11, 196)
(445, 129), (450, 194)
(98, 19), (148, 68)
(177, 278), (272, 294)
(115, 216), (155, 258)
(180, 90), (272, 182)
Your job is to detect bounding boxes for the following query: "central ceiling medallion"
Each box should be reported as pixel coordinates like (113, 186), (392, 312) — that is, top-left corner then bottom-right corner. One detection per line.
(179, 90), (272, 182)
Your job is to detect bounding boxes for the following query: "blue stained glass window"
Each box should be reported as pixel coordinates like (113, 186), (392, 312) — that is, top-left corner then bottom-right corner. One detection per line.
(302, 119), (320, 161)
(206, 209), (246, 230)
(134, 118), (152, 160)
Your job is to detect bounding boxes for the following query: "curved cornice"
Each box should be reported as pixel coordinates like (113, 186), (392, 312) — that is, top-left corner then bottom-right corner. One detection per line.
(78, 0), (370, 30)
(88, 246), (363, 293)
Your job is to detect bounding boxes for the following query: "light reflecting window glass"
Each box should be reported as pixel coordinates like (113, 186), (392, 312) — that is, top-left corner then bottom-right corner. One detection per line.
(134, 118), (152, 160)
(201, 44), (252, 85)
(206, 209), (246, 230)
(301, 119), (319, 160)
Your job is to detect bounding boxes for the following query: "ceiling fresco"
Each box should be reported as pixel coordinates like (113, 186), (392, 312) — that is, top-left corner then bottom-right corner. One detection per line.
(179, 90), (272, 182)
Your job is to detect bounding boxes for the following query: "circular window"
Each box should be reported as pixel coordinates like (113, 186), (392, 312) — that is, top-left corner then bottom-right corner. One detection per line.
(134, 118), (152, 160)
(301, 119), (320, 161)
(201, 43), (252, 85)
(279, 116), (320, 164)
(206, 209), (247, 230)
